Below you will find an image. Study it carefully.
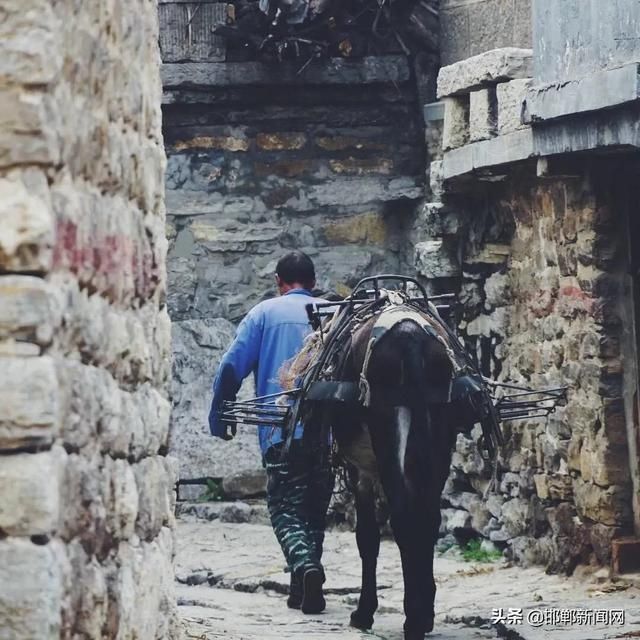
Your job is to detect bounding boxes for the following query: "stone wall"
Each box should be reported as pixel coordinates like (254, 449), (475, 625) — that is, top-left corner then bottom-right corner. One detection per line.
(0, 1), (180, 638)
(533, 0), (640, 84)
(440, 0), (532, 66)
(164, 58), (429, 485)
(430, 163), (636, 571)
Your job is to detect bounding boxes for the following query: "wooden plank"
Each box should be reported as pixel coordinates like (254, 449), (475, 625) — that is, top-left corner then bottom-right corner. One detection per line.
(162, 55), (411, 88)
(159, 3), (229, 62)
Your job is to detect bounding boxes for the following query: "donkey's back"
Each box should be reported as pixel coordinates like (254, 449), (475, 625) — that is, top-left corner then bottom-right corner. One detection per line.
(335, 311), (458, 640)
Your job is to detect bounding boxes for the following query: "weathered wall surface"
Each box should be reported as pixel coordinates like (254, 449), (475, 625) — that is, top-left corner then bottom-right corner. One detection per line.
(431, 165), (635, 571)
(163, 60), (428, 484)
(533, 0), (640, 84)
(0, 1), (180, 638)
(440, 0), (532, 66)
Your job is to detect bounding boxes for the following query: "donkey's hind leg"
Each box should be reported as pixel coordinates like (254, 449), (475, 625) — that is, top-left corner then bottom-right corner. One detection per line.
(350, 476), (380, 630)
(390, 503), (439, 639)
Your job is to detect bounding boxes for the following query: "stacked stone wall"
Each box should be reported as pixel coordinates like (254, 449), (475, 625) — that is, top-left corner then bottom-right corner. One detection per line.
(164, 69), (428, 486)
(0, 1), (180, 637)
(431, 164), (636, 571)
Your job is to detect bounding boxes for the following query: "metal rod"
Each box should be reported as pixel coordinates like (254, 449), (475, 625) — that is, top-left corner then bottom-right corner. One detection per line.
(226, 389), (301, 403)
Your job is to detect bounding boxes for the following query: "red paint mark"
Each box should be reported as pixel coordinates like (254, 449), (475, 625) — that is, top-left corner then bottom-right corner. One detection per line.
(53, 218), (158, 302)
(559, 285), (591, 301)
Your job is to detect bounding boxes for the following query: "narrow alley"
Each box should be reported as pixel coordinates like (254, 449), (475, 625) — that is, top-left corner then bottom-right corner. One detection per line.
(175, 506), (640, 640)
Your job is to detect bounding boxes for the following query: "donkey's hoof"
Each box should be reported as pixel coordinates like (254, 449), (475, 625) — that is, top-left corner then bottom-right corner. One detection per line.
(403, 617), (434, 639)
(350, 610), (374, 630)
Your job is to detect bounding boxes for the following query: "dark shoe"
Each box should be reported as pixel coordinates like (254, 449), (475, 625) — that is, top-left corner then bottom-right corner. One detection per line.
(301, 567), (326, 614)
(287, 572), (302, 609)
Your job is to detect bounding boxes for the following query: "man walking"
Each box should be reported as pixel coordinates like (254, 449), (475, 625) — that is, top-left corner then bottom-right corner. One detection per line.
(208, 251), (334, 614)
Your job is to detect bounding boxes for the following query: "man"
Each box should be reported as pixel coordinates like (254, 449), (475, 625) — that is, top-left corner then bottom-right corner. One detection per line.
(208, 251), (334, 614)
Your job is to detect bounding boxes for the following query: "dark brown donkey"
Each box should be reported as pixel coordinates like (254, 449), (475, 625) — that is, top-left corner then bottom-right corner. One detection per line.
(298, 308), (458, 640)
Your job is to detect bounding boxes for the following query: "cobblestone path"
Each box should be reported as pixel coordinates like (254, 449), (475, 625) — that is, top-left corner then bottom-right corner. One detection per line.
(175, 508), (640, 640)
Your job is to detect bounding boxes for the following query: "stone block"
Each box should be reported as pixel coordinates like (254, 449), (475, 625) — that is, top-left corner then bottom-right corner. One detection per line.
(497, 78), (532, 135)
(438, 48), (533, 98)
(0, 275), (58, 345)
(0, 355), (59, 451)
(322, 212), (387, 246)
(484, 272), (510, 308)
(579, 443), (631, 487)
(429, 160), (444, 199)
(328, 157), (393, 175)
(0, 0), (62, 86)
(66, 541), (108, 639)
(0, 88), (60, 168)
(439, 6), (470, 66)
(464, 243), (511, 266)
(0, 170), (53, 273)
(256, 132), (306, 151)
(60, 452), (109, 554)
(469, 87), (497, 142)
(169, 317), (264, 481)
(222, 470), (268, 499)
(574, 479), (632, 527)
(103, 458), (139, 540)
(415, 238), (460, 278)
(0, 447), (65, 536)
(133, 456), (173, 541)
(108, 534), (174, 640)
(467, 0), (516, 58)
(442, 97), (469, 151)
(0, 538), (63, 639)
(612, 537), (640, 574)
(501, 498), (532, 538)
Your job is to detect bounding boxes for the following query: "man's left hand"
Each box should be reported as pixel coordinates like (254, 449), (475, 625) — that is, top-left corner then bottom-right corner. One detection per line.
(222, 420), (237, 441)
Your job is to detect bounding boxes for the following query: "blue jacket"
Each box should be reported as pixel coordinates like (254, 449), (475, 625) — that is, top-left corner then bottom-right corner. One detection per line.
(208, 288), (321, 454)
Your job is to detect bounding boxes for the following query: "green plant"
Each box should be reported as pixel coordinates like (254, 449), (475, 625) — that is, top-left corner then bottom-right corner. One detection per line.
(197, 479), (224, 503)
(461, 539), (502, 563)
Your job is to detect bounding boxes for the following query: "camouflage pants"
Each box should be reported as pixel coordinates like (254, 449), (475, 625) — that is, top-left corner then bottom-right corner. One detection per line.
(264, 441), (335, 576)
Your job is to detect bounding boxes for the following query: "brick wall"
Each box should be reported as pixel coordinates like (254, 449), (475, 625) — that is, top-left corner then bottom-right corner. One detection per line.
(0, 1), (180, 638)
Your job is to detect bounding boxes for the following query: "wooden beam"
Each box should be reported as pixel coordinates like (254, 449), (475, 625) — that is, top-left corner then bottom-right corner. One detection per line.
(161, 56), (411, 89)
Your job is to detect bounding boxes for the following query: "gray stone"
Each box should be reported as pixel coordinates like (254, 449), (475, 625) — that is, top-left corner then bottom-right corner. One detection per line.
(442, 97), (469, 151)
(219, 501), (253, 524)
(469, 87), (497, 142)
(533, 0), (640, 84)
(441, 508), (472, 533)
(429, 160), (444, 199)
(0, 275), (58, 344)
(0, 539), (63, 640)
(222, 470), (268, 499)
(484, 272), (510, 308)
(497, 78), (531, 134)
(162, 56), (411, 88)
(442, 127), (534, 180)
(133, 456), (174, 541)
(0, 446), (65, 536)
(439, 5), (470, 66)
(524, 63), (640, 124)
(415, 238), (461, 278)
(169, 317), (264, 481)
(501, 498), (533, 538)
(0, 355), (59, 451)
(438, 48), (533, 98)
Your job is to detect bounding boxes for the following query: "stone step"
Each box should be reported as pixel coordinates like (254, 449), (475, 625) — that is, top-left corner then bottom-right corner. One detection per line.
(176, 499), (271, 525)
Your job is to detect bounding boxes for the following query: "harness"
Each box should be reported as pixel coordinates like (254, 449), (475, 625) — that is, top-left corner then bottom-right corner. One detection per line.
(220, 274), (567, 465)
(283, 276), (505, 461)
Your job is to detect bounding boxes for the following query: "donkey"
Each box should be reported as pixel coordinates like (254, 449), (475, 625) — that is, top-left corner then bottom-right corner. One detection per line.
(298, 306), (458, 640)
